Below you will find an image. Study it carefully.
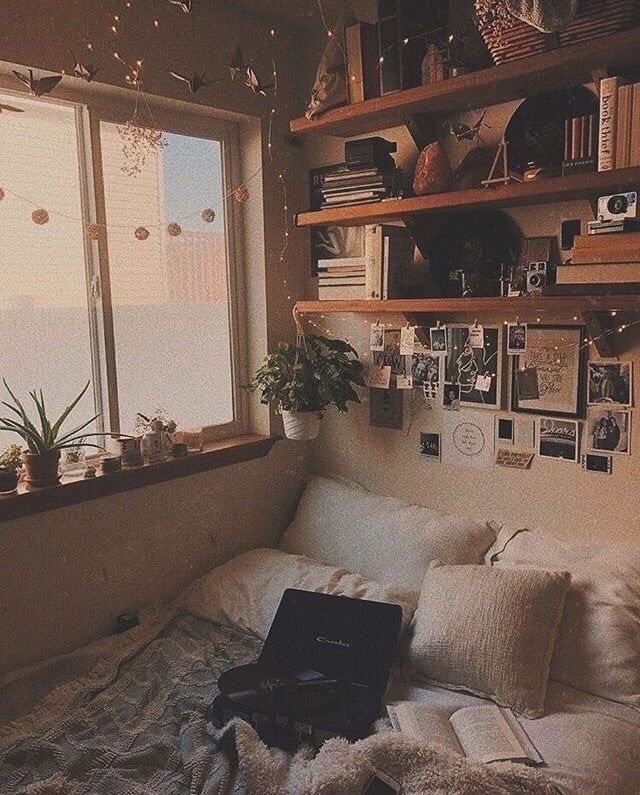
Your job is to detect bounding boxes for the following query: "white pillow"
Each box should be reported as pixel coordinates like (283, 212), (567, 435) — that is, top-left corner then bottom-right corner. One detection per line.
(489, 526), (640, 710)
(279, 476), (497, 599)
(175, 548), (416, 640)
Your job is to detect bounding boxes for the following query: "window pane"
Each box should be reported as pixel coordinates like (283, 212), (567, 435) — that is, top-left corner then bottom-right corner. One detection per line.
(100, 125), (233, 432)
(0, 94), (96, 445)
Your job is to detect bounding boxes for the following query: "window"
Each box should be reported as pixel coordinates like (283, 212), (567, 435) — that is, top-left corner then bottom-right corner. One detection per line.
(0, 87), (246, 441)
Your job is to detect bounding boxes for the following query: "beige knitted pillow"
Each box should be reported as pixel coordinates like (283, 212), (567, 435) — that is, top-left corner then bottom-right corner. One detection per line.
(405, 561), (570, 718)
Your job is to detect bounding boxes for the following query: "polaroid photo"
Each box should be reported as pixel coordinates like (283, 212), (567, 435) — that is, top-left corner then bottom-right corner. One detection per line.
(423, 382), (439, 402)
(468, 324), (484, 349)
(587, 361), (633, 407)
(507, 323), (527, 355)
(581, 453), (612, 475)
(420, 432), (441, 462)
(537, 417), (579, 462)
(495, 417), (514, 446)
(366, 365), (392, 390)
(443, 383), (461, 411)
(429, 326), (448, 355)
(587, 407), (632, 455)
(370, 323), (385, 352)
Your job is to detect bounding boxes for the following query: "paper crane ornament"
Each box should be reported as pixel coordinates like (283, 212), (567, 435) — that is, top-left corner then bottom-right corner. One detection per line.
(168, 70), (207, 93)
(13, 69), (62, 97)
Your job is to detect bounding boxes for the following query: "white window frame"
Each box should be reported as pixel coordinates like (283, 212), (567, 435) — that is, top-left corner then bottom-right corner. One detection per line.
(0, 72), (249, 442)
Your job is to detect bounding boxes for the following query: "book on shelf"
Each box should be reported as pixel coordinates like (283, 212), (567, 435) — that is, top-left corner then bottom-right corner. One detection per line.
(598, 76), (619, 171)
(573, 232), (640, 248)
(318, 284), (367, 301)
(309, 162), (403, 210)
(615, 84), (633, 169)
(556, 261), (640, 284)
(631, 84), (640, 167)
(387, 701), (542, 766)
(345, 21), (379, 104)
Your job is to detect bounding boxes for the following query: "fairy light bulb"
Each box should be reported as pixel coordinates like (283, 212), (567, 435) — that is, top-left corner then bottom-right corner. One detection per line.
(153, 18), (159, 27)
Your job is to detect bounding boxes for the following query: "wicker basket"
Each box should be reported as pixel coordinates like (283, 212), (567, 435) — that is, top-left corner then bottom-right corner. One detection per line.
(475, 0), (640, 65)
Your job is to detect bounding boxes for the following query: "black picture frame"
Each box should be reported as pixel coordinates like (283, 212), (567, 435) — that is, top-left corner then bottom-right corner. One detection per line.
(511, 325), (586, 419)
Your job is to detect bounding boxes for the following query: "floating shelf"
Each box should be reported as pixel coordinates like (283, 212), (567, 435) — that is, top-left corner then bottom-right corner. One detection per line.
(295, 295), (640, 315)
(296, 167), (640, 227)
(290, 30), (640, 139)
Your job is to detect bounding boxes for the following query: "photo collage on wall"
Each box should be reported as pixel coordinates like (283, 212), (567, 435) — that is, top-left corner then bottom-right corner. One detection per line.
(366, 322), (633, 474)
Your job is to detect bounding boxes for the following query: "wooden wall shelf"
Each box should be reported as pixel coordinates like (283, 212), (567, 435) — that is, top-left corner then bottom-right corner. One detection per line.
(290, 30), (640, 139)
(295, 295), (639, 315)
(296, 167), (640, 227)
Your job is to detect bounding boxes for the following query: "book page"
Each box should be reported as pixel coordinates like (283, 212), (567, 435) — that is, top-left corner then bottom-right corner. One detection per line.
(449, 705), (540, 764)
(387, 702), (464, 755)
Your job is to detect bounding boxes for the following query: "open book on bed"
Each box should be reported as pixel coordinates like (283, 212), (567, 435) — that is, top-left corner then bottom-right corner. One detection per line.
(387, 701), (543, 765)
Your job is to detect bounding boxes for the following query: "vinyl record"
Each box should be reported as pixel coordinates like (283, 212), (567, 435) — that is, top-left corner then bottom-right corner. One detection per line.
(505, 87), (598, 176)
(429, 210), (522, 298)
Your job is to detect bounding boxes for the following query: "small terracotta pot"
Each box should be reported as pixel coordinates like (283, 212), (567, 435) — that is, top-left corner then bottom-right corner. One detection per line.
(20, 450), (61, 487)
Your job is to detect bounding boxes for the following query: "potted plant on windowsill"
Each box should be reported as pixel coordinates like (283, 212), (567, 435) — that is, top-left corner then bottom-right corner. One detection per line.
(0, 443), (22, 495)
(248, 335), (365, 441)
(0, 381), (108, 487)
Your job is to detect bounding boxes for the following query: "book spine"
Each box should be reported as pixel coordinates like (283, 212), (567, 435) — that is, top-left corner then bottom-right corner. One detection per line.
(345, 24), (365, 104)
(598, 77), (619, 171)
(365, 225), (382, 299)
(631, 83), (640, 167)
(571, 117), (581, 161)
(564, 118), (571, 161)
(615, 85), (629, 169)
(556, 262), (640, 284)
(362, 23), (380, 101)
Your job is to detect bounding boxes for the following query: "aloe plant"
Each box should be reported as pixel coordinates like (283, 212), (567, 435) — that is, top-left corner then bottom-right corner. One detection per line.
(0, 380), (107, 454)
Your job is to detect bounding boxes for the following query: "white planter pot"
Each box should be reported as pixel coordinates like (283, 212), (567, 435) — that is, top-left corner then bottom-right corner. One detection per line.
(280, 410), (322, 441)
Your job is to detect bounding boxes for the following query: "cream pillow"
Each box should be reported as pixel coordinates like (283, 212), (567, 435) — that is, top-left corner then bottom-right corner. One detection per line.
(489, 526), (640, 709)
(175, 548), (416, 639)
(279, 476), (497, 600)
(405, 561), (570, 719)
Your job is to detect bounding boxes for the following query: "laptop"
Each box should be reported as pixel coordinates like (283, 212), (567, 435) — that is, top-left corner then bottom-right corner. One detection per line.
(212, 588), (403, 748)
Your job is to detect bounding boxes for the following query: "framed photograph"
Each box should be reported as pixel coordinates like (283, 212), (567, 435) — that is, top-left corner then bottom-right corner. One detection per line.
(507, 323), (527, 355)
(512, 325), (586, 418)
(446, 325), (503, 409)
(420, 432), (441, 461)
(587, 361), (633, 407)
(369, 388), (403, 430)
(587, 407), (631, 455)
(311, 225), (365, 275)
(537, 417), (579, 462)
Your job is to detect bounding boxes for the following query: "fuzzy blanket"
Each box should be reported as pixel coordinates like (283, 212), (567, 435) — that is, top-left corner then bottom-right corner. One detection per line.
(0, 613), (559, 794)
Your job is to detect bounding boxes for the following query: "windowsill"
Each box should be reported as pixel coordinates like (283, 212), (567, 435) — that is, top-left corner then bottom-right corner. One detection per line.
(0, 434), (280, 524)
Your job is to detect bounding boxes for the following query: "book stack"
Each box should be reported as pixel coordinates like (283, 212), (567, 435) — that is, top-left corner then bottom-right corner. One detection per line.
(562, 114), (597, 175)
(318, 225), (415, 301)
(557, 232), (640, 285)
(598, 77), (640, 171)
(311, 163), (403, 210)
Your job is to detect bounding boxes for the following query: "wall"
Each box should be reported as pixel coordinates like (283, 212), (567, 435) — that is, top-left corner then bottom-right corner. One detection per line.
(0, 2), (312, 674)
(300, 5), (640, 548)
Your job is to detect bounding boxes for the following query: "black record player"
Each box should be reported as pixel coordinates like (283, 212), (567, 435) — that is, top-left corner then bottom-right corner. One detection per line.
(210, 588), (403, 750)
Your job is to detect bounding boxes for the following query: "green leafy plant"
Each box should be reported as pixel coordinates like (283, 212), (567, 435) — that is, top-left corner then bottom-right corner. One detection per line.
(0, 381), (107, 454)
(247, 334), (365, 413)
(0, 443), (22, 471)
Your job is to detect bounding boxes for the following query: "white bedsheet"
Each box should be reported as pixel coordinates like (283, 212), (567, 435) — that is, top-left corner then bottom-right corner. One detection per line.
(387, 679), (640, 795)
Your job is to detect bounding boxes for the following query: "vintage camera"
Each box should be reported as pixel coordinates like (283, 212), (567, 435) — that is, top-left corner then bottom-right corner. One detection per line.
(526, 261), (547, 294)
(597, 192), (637, 222)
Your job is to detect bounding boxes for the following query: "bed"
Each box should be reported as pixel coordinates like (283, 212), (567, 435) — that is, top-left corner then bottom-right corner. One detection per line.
(1, 476), (639, 794)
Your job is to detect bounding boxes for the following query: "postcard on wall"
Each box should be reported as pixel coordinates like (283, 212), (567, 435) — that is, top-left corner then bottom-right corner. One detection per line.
(507, 323), (527, 355)
(442, 409), (495, 471)
(373, 329), (408, 379)
(537, 417), (579, 463)
(512, 325), (585, 418)
(420, 432), (441, 461)
(366, 364), (392, 390)
(370, 388), (403, 430)
(587, 361), (633, 407)
(411, 344), (441, 389)
(446, 325), (502, 409)
(587, 407), (631, 455)
(495, 449), (534, 469)
(468, 324), (484, 349)
(370, 323), (385, 351)
(400, 325), (416, 356)
(397, 374), (414, 390)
